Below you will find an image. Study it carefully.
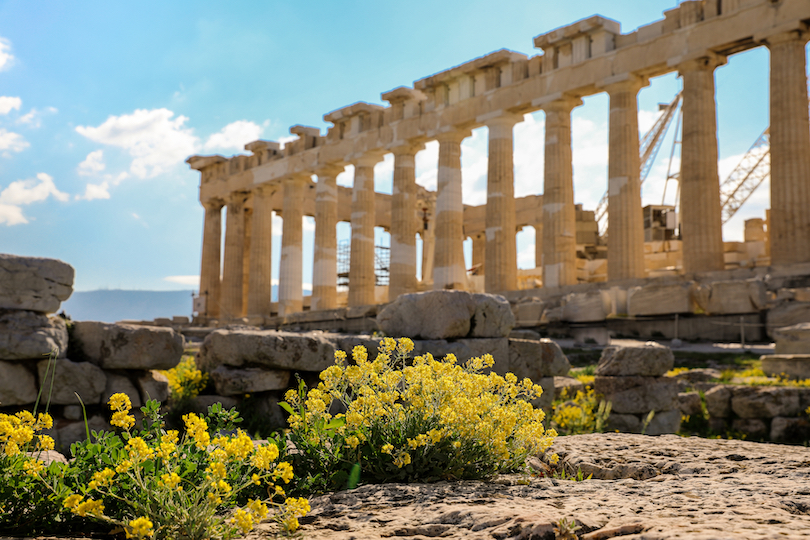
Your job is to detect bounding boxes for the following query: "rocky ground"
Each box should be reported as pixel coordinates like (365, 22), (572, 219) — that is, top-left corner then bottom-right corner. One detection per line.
(6, 433), (810, 539)
(245, 433), (810, 540)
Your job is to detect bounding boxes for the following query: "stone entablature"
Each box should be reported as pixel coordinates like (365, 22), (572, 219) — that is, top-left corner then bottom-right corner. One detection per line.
(189, 0), (810, 321)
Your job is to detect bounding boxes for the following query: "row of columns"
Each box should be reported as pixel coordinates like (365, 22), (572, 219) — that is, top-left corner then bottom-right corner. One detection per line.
(199, 30), (810, 319)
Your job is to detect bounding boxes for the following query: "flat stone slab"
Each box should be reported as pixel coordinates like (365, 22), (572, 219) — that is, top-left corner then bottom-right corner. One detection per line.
(627, 282), (693, 316)
(0, 360), (38, 405)
(376, 290), (514, 340)
(71, 321), (184, 370)
(241, 433), (810, 540)
(561, 291), (606, 322)
(0, 253), (74, 313)
(0, 309), (68, 360)
(761, 354), (810, 380)
(773, 323), (810, 355)
(36, 358), (107, 405)
(198, 329), (338, 372)
(507, 338), (571, 380)
(210, 365), (291, 396)
(596, 343), (674, 377)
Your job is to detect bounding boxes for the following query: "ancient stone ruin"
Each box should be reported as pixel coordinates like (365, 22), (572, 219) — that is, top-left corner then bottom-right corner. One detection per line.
(186, 0), (810, 331)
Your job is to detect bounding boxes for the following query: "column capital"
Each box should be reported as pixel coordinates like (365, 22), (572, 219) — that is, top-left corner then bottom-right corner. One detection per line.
(227, 190), (249, 205)
(314, 164), (345, 178)
(676, 52), (727, 73)
(202, 198), (225, 211)
(390, 141), (426, 156)
(598, 73), (649, 94)
(435, 128), (472, 144)
(538, 94), (583, 114)
(351, 152), (385, 168)
(251, 183), (277, 196)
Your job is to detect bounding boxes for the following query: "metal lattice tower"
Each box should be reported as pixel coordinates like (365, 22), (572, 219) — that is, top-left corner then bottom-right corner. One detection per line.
(335, 239), (391, 289)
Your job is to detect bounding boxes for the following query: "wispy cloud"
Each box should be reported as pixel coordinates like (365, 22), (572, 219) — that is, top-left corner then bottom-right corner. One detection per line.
(77, 149), (106, 175)
(0, 96), (21, 115)
(164, 275), (200, 286)
(0, 173), (68, 225)
(0, 38), (14, 71)
(17, 106), (58, 128)
(203, 120), (264, 151)
(0, 128), (29, 155)
(76, 181), (111, 201)
(76, 108), (199, 179)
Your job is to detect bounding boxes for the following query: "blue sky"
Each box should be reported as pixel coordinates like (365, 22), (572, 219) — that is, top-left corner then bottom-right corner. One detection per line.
(0, 1), (801, 293)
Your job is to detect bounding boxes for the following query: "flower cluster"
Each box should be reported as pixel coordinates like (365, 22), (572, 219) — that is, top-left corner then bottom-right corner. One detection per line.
(0, 411), (54, 457)
(282, 338), (556, 488)
(551, 388), (611, 435)
(58, 394), (307, 539)
(162, 356), (208, 401)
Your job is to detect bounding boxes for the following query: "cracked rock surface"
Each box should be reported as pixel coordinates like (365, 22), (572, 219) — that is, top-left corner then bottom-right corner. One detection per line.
(246, 433), (810, 539)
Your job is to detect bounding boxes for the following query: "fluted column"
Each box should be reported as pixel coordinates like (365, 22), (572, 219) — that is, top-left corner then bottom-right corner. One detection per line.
(241, 207), (252, 313)
(541, 97), (582, 288)
(312, 166), (343, 311)
(605, 77), (647, 281)
(533, 218), (543, 271)
(472, 232), (486, 273)
(484, 114), (520, 293)
(389, 144), (423, 300)
(349, 155), (383, 306)
(247, 186), (274, 316)
(434, 130), (470, 291)
(766, 30), (810, 265)
(679, 56), (726, 274)
(221, 192), (248, 319)
(278, 176), (307, 316)
(199, 199), (223, 319)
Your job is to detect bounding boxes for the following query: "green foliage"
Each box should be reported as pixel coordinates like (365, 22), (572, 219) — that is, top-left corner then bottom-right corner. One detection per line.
(279, 338), (556, 494)
(551, 388), (612, 436)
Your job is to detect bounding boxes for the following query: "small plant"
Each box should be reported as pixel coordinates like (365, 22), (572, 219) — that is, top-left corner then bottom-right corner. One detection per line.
(551, 388), (611, 435)
(554, 516), (581, 539)
(665, 367), (690, 377)
(640, 410), (655, 435)
(162, 356), (208, 403)
(553, 467), (592, 482)
(280, 338), (556, 493)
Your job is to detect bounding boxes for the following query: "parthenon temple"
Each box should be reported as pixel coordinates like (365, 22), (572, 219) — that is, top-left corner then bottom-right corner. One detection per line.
(187, 0), (810, 323)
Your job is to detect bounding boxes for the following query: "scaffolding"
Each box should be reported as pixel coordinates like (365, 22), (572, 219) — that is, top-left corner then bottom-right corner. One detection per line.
(335, 239), (391, 290)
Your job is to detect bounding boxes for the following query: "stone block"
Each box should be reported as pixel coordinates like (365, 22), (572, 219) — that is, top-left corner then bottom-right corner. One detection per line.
(731, 386), (802, 418)
(704, 385), (732, 418)
(770, 417), (810, 443)
(773, 323), (810, 355)
(761, 355), (810, 380)
(596, 343), (674, 377)
(594, 376), (678, 414)
(554, 376), (585, 399)
(644, 409), (682, 435)
(376, 290), (513, 340)
(243, 393), (289, 433)
(512, 300), (545, 327)
(571, 326), (610, 346)
(541, 306), (562, 324)
(767, 302), (810, 338)
(606, 413), (642, 433)
(507, 338), (570, 380)
(71, 322), (184, 370)
(0, 310), (68, 360)
(198, 329), (338, 372)
(0, 360), (38, 405)
(210, 366), (291, 396)
(102, 372), (142, 409)
(561, 291), (606, 322)
(703, 280), (767, 315)
(136, 370), (170, 404)
(678, 392), (703, 417)
(36, 358), (106, 405)
(0, 254), (74, 313)
(627, 282), (693, 316)
(533, 377), (555, 411)
(731, 418), (769, 439)
(414, 338), (510, 368)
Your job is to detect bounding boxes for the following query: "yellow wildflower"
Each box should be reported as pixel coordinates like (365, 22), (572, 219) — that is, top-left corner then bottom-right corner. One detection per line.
(126, 516), (154, 539)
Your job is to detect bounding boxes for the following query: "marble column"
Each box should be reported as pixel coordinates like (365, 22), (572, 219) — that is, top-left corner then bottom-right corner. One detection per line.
(241, 206), (252, 313)
(278, 176), (307, 316)
(389, 144), (422, 300)
(472, 232), (486, 273)
(221, 192), (248, 319)
(679, 56), (726, 274)
(349, 155), (383, 306)
(541, 97), (582, 288)
(434, 130), (470, 291)
(766, 30), (810, 265)
(312, 166), (343, 311)
(199, 199), (223, 318)
(533, 218), (543, 273)
(247, 186), (274, 316)
(485, 114), (521, 293)
(605, 77), (647, 281)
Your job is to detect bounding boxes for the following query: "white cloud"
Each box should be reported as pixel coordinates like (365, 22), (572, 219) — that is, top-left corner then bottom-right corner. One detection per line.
(0, 173), (68, 225)
(17, 106), (58, 128)
(0, 96), (21, 115)
(0, 128), (29, 154)
(0, 38), (14, 71)
(204, 120), (264, 151)
(76, 180), (111, 201)
(164, 275), (200, 286)
(77, 150), (106, 176)
(76, 108), (199, 179)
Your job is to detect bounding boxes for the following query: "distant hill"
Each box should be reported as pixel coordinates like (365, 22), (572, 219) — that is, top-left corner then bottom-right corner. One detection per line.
(61, 290), (196, 323)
